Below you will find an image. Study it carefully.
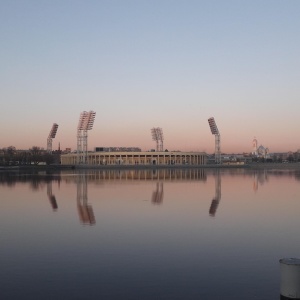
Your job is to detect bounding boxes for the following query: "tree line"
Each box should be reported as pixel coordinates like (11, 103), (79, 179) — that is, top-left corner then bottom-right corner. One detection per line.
(0, 146), (59, 166)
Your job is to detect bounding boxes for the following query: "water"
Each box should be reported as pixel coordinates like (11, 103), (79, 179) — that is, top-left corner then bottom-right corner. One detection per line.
(1, 168), (300, 299)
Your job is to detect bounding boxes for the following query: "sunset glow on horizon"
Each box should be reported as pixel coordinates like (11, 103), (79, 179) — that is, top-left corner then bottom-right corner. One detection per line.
(1, 1), (300, 154)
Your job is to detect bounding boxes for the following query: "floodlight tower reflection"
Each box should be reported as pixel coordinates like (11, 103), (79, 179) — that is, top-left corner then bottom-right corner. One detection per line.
(208, 117), (221, 164)
(47, 182), (58, 211)
(151, 127), (164, 151)
(77, 111), (96, 164)
(76, 174), (96, 225)
(209, 170), (221, 217)
(47, 123), (59, 153)
(152, 182), (164, 204)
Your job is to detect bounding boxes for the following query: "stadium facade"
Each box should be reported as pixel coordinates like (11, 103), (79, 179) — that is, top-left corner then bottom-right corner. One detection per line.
(60, 151), (207, 166)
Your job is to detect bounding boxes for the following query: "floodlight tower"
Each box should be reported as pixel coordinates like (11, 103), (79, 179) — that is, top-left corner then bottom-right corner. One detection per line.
(208, 117), (221, 164)
(47, 123), (59, 153)
(151, 127), (164, 151)
(77, 111), (96, 164)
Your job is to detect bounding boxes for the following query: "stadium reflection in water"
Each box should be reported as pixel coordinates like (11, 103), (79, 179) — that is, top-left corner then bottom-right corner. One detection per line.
(1, 168), (300, 300)
(43, 168), (207, 223)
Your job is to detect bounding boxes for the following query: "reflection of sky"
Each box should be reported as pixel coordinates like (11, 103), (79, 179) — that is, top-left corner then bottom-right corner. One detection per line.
(1, 171), (300, 299)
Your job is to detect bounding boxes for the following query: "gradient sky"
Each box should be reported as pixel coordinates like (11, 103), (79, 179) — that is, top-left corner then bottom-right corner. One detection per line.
(1, 0), (300, 153)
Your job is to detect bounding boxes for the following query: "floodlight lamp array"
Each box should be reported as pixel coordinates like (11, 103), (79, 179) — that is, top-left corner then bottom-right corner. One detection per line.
(85, 111), (96, 130)
(48, 123), (59, 139)
(157, 128), (164, 141)
(208, 117), (219, 135)
(151, 127), (164, 142)
(78, 112), (87, 130)
(77, 111), (96, 131)
(151, 128), (158, 141)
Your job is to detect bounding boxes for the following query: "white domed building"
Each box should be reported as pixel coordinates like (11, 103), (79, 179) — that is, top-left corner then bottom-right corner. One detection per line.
(256, 145), (270, 159)
(252, 138), (270, 159)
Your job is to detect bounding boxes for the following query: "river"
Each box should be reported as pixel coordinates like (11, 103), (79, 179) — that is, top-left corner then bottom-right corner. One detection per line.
(1, 168), (300, 299)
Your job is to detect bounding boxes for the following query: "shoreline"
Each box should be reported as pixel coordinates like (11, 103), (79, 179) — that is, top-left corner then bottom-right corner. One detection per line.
(1, 162), (300, 171)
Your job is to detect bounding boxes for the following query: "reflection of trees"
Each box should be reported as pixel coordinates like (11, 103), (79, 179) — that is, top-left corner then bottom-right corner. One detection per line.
(0, 172), (17, 187)
(295, 171), (300, 181)
(29, 178), (46, 191)
(76, 173), (96, 225)
(0, 171), (61, 189)
(209, 170), (221, 217)
(152, 182), (164, 205)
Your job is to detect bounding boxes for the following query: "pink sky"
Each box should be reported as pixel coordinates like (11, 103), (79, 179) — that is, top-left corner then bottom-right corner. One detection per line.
(1, 1), (300, 154)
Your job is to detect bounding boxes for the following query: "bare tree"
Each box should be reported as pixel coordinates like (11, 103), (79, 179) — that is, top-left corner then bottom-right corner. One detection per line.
(30, 146), (43, 165)
(2, 146), (17, 165)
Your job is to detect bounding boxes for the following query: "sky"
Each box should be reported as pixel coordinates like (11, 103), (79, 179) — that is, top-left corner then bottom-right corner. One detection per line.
(1, 0), (300, 154)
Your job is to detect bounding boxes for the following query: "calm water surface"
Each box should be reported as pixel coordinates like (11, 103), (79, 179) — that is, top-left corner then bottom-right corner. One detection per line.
(1, 168), (300, 300)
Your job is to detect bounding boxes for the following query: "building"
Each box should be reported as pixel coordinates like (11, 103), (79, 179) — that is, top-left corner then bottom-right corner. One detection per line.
(251, 138), (270, 159)
(257, 145), (270, 159)
(61, 151), (207, 166)
(95, 147), (141, 152)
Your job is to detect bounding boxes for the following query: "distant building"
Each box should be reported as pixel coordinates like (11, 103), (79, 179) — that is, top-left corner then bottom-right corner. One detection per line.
(252, 138), (270, 159)
(257, 145), (270, 158)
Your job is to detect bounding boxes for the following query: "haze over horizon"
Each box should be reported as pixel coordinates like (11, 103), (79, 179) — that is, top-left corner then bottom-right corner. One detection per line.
(1, 1), (299, 154)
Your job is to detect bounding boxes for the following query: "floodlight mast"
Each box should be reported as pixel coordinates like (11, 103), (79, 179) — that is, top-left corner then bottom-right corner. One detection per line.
(77, 111), (96, 164)
(208, 117), (221, 164)
(47, 123), (59, 153)
(151, 128), (159, 151)
(151, 127), (164, 151)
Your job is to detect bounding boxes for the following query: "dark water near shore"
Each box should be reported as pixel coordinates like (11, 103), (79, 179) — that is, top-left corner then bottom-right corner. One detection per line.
(1, 168), (300, 300)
